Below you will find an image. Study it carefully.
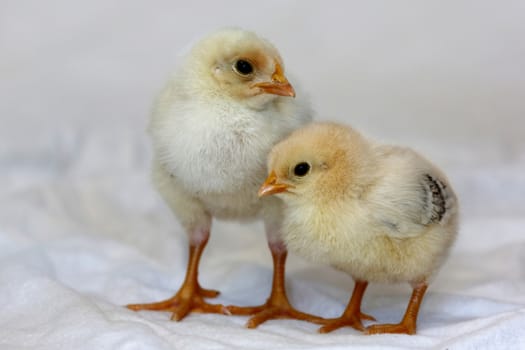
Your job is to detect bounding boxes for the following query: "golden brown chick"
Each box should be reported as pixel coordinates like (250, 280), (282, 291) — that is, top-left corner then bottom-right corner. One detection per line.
(259, 122), (459, 334)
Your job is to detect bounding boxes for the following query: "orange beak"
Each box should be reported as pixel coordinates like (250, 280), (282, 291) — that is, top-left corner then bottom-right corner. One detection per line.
(252, 62), (296, 97)
(258, 171), (290, 197)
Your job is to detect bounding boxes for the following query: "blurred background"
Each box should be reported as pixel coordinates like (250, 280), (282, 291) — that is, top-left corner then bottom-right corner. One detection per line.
(2, 1), (524, 217)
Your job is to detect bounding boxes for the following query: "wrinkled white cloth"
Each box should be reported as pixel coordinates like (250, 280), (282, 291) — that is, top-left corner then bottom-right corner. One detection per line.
(0, 129), (524, 350)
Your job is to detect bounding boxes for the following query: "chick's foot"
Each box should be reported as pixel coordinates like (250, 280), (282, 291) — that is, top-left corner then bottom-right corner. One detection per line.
(366, 322), (415, 335)
(317, 280), (375, 333)
(318, 311), (375, 333)
(225, 243), (325, 328)
(126, 283), (226, 321)
(127, 239), (228, 321)
(226, 292), (326, 328)
(366, 283), (427, 335)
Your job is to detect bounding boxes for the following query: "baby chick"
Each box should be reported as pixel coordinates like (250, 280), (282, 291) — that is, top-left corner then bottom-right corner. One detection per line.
(127, 28), (322, 327)
(259, 122), (459, 334)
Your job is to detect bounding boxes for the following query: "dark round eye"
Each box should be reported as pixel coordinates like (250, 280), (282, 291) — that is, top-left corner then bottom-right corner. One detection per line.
(293, 162), (310, 177)
(234, 59), (254, 75)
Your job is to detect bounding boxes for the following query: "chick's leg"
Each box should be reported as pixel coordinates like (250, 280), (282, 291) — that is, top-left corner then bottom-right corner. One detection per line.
(319, 280), (376, 333)
(126, 230), (226, 321)
(127, 162), (226, 320)
(227, 241), (326, 328)
(366, 282), (428, 335)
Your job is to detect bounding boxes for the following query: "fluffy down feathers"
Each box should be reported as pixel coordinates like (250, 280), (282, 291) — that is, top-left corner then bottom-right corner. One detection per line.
(150, 28), (311, 224)
(260, 122), (459, 334)
(265, 122), (459, 284)
(127, 28), (315, 325)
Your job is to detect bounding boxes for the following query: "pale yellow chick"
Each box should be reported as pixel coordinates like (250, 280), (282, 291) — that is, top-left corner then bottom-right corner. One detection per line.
(259, 122), (459, 335)
(127, 28), (319, 328)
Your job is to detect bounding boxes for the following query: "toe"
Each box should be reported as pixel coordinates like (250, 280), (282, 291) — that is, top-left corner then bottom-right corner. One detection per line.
(126, 298), (179, 311)
(288, 309), (327, 325)
(246, 308), (278, 329)
(366, 323), (415, 335)
(360, 311), (376, 322)
(198, 286), (220, 298)
(226, 304), (266, 316)
(171, 302), (192, 321)
(192, 303), (228, 315)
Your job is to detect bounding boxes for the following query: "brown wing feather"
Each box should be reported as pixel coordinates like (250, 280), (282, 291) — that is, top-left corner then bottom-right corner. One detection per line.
(422, 174), (447, 224)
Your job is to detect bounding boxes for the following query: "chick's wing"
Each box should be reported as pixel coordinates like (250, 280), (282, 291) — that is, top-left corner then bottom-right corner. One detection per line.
(365, 148), (456, 239)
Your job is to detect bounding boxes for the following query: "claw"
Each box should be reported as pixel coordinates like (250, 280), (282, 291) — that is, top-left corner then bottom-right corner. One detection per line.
(198, 286), (220, 298)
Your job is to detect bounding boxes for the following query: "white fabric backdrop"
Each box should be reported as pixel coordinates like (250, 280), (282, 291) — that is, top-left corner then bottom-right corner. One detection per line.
(1, 1), (524, 349)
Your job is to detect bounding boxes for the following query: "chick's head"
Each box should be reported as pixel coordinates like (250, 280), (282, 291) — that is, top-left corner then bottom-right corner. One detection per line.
(259, 122), (375, 204)
(181, 28), (295, 107)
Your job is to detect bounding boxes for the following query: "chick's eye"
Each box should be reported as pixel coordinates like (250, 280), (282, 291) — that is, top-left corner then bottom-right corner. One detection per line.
(234, 59), (254, 75)
(293, 162), (310, 177)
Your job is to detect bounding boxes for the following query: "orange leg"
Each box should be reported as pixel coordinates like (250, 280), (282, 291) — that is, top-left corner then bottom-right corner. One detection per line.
(366, 283), (428, 335)
(126, 236), (226, 321)
(226, 243), (326, 328)
(319, 280), (376, 333)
